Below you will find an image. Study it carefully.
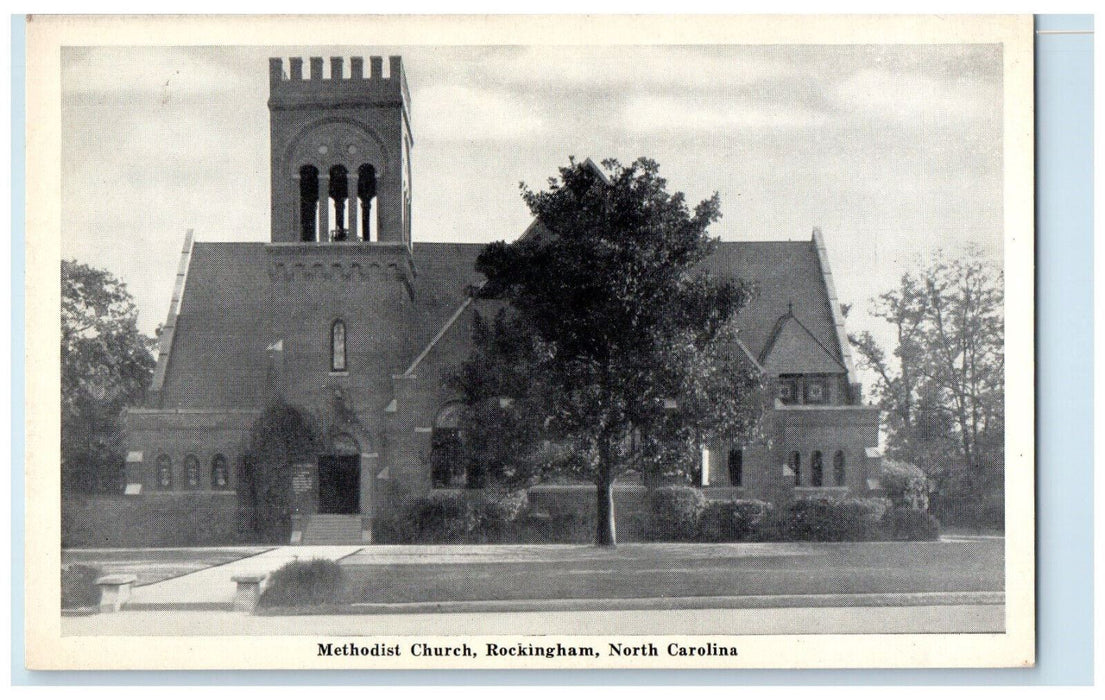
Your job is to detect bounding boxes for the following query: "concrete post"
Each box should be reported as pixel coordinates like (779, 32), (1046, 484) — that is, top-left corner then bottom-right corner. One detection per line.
(232, 574), (267, 612)
(96, 574), (137, 613)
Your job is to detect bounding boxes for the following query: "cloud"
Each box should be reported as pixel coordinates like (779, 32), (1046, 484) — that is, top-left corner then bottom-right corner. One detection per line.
(620, 94), (828, 134)
(831, 64), (1002, 126)
(413, 84), (546, 142)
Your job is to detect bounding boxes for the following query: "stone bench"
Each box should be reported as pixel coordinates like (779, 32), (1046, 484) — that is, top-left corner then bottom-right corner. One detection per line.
(95, 574), (137, 613)
(231, 574), (267, 612)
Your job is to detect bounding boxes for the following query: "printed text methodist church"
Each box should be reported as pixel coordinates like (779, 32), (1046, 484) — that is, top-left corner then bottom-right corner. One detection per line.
(123, 56), (882, 544)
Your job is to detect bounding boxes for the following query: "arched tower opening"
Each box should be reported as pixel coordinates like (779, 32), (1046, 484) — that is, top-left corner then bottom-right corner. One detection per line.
(298, 165), (319, 242)
(329, 165), (349, 241)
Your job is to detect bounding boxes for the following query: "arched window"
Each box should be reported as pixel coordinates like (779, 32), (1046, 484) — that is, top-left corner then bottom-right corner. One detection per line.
(789, 451), (801, 486)
(156, 454), (173, 490)
(727, 447), (743, 487)
(299, 165), (319, 242)
(329, 165), (349, 240)
(833, 450), (846, 486)
(331, 319), (347, 372)
(811, 451), (823, 487)
(184, 454), (200, 488)
(431, 402), (466, 488)
(211, 454), (229, 489)
(357, 164), (377, 241)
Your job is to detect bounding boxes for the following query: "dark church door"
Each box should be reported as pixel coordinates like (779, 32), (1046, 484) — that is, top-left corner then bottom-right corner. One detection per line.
(318, 455), (360, 514)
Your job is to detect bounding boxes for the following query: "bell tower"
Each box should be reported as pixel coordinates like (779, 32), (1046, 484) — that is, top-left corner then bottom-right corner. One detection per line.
(268, 55), (413, 246)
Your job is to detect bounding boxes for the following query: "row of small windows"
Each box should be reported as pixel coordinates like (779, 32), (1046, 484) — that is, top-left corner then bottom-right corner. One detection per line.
(154, 453), (231, 490)
(788, 450), (847, 487)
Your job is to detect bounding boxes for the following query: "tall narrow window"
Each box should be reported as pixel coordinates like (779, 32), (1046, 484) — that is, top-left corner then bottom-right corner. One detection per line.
(331, 319), (347, 372)
(790, 451), (801, 486)
(728, 447), (743, 487)
(184, 454), (200, 488)
(211, 454), (229, 489)
(811, 450), (824, 487)
(833, 450), (846, 486)
(299, 165), (319, 242)
(156, 454), (173, 490)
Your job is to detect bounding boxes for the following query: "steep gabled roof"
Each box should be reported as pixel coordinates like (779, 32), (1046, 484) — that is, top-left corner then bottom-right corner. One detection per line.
(154, 231), (852, 410)
(700, 239), (844, 370)
(404, 235), (850, 381)
(758, 311), (847, 374)
(156, 242), (272, 409)
(408, 242), (486, 357)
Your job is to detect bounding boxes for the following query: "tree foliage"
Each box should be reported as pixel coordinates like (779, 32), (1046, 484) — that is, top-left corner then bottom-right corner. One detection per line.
(452, 158), (763, 545)
(61, 259), (156, 492)
(850, 250), (1004, 502)
(242, 401), (322, 541)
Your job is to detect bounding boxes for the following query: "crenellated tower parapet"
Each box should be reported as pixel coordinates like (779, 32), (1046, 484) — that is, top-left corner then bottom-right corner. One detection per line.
(269, 56), (413, 248)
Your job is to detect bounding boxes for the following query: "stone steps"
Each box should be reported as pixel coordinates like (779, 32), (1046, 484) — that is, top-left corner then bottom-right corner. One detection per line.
(300, 515), (364, 545)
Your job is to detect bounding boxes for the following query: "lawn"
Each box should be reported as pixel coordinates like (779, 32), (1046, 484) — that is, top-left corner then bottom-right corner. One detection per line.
(336, 539), (1004, 605)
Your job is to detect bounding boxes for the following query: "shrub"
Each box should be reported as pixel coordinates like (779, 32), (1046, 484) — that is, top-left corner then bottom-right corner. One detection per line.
(406, 490), (471, 542)
(647, 485), (707, 541)
(471, 490), (530, 542)
(882, 507), (941, 541)
(780, 497), (886, 542)
(401, 489), (530, 543)
(61, 564), (102, 609)
(880, 458), (931, 511)
(516, 500), (596, 543)
(698, 499), (773, 541)
(257, 558), (344, 608)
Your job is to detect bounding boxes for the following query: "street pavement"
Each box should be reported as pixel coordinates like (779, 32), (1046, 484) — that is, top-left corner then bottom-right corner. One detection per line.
(61, 602), (1004, 636)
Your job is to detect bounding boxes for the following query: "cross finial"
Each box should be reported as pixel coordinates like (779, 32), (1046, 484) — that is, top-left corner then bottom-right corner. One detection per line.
(787, 300), (793, 315)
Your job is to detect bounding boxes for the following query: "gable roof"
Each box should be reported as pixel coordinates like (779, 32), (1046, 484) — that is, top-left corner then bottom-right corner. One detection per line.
(404, 236), (849, 381)
(700, 239), (844, 370)
(758, 312), (847, 374)
(153, 231), (851, 409)
(156, 242), (272, 409)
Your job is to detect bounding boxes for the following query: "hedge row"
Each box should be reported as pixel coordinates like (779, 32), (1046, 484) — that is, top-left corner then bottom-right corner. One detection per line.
(646, 486), (940, 542)
(377, 486), (940, 544)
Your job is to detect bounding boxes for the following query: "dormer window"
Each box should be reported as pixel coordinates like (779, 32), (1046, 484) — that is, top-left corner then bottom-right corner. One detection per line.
(331, 319), (347, 372)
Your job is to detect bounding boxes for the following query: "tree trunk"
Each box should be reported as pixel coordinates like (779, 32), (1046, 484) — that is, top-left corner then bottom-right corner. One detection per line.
(595, 475), (617, 547)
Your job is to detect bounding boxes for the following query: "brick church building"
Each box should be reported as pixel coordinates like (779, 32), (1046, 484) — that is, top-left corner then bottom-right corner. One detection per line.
(123, 55), (882, 544)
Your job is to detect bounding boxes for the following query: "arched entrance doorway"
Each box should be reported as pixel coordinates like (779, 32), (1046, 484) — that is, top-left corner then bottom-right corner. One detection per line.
(318, 432), (360, 514)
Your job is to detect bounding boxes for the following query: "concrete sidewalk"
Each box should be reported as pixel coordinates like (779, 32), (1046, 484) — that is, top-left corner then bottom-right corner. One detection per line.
(126, 546), (363, 610)
(62, 603), (1005, 636)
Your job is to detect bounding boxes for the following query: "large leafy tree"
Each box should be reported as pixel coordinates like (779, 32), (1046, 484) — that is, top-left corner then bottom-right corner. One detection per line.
(849, 250), (1004, 502)
(61, 260), (156, 492)
(452, 158), (762, 546)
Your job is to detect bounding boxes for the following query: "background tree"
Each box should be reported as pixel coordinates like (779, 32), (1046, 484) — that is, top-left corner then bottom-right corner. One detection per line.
(453, 158), (763, 546)
(61, 260), (156, 492)
(849, 249), (1004, 513)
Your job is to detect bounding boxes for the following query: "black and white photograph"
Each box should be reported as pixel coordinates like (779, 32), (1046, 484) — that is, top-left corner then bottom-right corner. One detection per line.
(25, 14), (1035, 670)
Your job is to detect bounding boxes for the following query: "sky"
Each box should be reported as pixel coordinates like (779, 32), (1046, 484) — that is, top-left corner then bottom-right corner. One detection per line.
(60, 43), (1004, 385)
